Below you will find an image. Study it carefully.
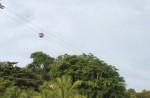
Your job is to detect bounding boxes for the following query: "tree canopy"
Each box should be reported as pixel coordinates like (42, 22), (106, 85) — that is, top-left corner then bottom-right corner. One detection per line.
(27, 51), (54, 80)
(0, 51), (149, 98)
(49, 54), (126, 98)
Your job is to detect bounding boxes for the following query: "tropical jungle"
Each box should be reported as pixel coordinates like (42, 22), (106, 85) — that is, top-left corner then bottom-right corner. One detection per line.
(0, 51), (150, 98)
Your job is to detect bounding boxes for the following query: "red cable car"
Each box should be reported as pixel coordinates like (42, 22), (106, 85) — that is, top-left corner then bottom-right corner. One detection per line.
(39, 33), (44, 38)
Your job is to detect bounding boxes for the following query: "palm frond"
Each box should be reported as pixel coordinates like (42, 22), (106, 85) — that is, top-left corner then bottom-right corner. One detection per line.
(71, 80), (82, 90)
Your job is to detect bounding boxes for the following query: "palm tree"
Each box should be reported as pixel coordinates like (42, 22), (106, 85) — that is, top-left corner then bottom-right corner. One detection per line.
(48, 75), (86, 98)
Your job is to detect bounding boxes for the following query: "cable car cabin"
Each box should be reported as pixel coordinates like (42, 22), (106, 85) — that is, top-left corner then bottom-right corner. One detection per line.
(39, 33), (44, 38)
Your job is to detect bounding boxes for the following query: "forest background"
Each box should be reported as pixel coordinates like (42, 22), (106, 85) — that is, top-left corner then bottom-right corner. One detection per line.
(0, 51), (150, 98)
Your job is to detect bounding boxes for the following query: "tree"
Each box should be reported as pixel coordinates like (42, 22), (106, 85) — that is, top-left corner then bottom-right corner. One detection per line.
(49, 54), (127, 98)
(0, 62), (42, 91)
(27, 51), (54, 80)
(137, 90), (150, 98)
(0, 52), (130, 98)
(48, 75), (86, 98)
(6, 86), (22, 98)
(0, 78), (10, 96)
(126, 88), (137, 98)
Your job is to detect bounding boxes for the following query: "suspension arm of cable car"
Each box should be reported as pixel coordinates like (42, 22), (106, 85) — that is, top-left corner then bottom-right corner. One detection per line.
(0, 3), (5, 9)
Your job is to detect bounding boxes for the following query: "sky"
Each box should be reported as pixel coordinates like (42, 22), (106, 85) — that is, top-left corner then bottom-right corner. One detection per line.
(0, 0), (150, 91)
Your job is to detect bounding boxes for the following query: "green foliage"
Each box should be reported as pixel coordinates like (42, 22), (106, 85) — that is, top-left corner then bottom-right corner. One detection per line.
(27, 51), (54, 80)
(49, 54), (127, 98)
(1, 51), (149, 98)
(0, 62), (42, 91)
(5, 86), (22, 98)
(136, 90), (150, 98)
(126, 88), (137, 98)
(3, 86), (39, 98)
(0, 78), (10, 96)
(47, 75), (86, 98)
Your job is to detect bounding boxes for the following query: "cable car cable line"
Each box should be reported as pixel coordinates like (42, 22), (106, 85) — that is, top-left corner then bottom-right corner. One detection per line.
(1, 6), (85, 54)
(1, 11), (77, 54)
(5, 7), (84, 53)
(0, 11), (63, 54)
(1, 11), (39, 33)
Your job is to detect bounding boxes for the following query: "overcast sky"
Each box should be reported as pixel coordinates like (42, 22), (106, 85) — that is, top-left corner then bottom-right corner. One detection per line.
(1, 0), (150, 91)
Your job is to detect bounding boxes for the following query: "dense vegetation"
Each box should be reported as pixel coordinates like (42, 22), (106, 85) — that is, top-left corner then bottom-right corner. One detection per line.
(0, 51), (149, 98)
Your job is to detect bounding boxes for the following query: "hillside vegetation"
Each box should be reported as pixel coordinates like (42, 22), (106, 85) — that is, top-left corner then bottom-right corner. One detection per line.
(0, 51), (149, 98)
